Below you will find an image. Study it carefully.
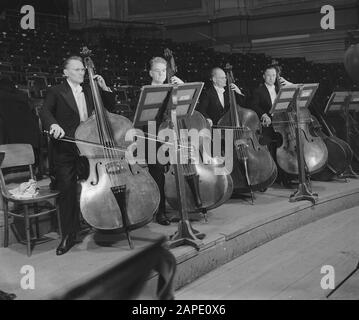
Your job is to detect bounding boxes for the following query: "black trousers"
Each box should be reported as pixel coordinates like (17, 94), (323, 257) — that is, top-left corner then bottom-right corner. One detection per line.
(148, 163), (166, 215)
(52, 141), (81, 236)
(262, 126), (290, 184)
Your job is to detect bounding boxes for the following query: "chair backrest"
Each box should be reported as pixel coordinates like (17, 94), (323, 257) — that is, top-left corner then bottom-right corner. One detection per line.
(0, 144), (35, 168)
(0, 144), (35, 198)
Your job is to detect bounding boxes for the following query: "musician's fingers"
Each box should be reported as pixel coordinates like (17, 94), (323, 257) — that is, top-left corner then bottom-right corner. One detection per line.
(59, 128), (65, 139)
(94, 75), (104, 84)
(171, 76), (184, 84)
(52, 129), (59, 139)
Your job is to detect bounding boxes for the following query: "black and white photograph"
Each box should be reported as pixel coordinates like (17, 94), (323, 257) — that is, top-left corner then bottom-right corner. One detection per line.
(1, 0), (359, 303)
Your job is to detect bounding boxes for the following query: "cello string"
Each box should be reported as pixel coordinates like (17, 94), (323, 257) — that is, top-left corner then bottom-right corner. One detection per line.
(87, 60), (116, 187)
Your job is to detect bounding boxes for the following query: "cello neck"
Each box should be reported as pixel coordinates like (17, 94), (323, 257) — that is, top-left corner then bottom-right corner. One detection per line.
(82, 49), (113, 144)
(164, 48), (177, 84)
(225, 64), (241, 127)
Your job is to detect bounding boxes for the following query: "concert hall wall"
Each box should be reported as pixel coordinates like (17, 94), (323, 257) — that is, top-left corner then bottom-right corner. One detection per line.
(67, 0), (358, 63)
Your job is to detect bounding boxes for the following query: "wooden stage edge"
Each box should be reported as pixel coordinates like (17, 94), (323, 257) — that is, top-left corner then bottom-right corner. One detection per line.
(1, 179), (359, 299)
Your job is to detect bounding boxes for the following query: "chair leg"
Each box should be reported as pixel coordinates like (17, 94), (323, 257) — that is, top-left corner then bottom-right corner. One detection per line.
(55, 200), (62, 238)
(24, 205), (32, 257)
(34, 204), (40, 239)
(3, 200), (9, 247)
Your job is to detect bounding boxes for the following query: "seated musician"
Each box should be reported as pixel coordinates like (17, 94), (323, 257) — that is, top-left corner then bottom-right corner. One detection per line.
(146, 56), (183, 225)
(196, 67), (245, 126)
(40, 56), (115, 255)
(250, 65), (293, 186)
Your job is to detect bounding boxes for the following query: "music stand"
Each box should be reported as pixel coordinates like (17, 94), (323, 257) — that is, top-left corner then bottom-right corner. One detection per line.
(324, 91), (359, 177)
(271, 83), (319, 204)
(133, 82), (206, 250)
(133, 83), (203, 128)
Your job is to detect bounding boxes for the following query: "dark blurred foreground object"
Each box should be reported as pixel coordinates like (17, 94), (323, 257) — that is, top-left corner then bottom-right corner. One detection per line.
(344, 44), (359, 84)
(54, 237), (176, 300)
(0, 289), (16, 300)
(0, 77), (40, 148)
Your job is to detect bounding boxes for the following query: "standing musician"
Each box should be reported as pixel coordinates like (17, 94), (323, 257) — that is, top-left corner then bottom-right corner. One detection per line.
(250, 65), (292, 186)
(146, 56), (184, 225)
(196, 67), (246, 126)
(40, 56), (115, 255)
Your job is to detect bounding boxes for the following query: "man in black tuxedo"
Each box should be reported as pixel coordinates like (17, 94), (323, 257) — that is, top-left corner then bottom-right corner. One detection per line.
(196, 67), (245, 126)
(40, 56), (115, 255)
(250, 65), (292, 185)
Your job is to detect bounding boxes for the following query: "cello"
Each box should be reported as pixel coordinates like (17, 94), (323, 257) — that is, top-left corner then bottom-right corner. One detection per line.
(216, 63), (277, 199)
(271, 64), (328, 176)
(325, 100), (359, 163)
(310, 114), (352, 180)
(162, 48), (233, 216)
(74, 47), (160, 248)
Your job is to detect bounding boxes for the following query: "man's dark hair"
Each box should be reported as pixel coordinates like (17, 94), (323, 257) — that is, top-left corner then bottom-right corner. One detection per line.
(62, 56), (83, 70)
(263, 65), (278, 75)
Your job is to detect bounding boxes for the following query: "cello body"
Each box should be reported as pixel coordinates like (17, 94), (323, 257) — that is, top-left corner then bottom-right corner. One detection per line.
(217, 64), (277, 194)
(162, 48), (233, 214)
(76, 112), (160, 230)
(326, 111), (359, 163)
(270, 62), (328, 176)
(310, 115), (352, 180)
(218, 106), (278, 193)
(164, 111), (234, 213)
(273, 107), (328, 175)
(76, 47), (160, 234)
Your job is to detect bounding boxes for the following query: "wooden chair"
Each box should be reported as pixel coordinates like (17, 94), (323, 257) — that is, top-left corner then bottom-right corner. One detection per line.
(0, 144), (62, 256)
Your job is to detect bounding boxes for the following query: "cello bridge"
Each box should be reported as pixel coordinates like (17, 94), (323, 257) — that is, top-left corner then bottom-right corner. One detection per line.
(105, 161), (123, 175)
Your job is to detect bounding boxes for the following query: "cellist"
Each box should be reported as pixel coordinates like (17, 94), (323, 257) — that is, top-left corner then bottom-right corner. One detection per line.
(145, 56), (184, 225)
(197, 67), (246, 126)
(250, 65), (293, 186)
(40, 56), (116, 255)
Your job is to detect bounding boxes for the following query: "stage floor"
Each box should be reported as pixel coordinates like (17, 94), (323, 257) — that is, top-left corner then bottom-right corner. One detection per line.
(1, 178), (359, 300)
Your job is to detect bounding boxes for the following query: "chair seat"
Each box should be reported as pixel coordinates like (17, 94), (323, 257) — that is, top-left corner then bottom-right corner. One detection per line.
(5, 187), (60, 204)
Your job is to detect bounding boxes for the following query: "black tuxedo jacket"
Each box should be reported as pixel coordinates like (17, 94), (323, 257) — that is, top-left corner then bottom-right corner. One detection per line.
(40, 81), (115, 138)
(40, 81), (116, 156)
(196, 84), (246, 125)
(250, 84), (280, 145)
(250, 84), (279, 118)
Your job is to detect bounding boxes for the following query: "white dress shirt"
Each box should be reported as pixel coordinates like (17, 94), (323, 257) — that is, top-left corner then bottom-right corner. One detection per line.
(214, 85), (225, 108)
(67, 79), (88, 122)
(265, 83), (277, 106)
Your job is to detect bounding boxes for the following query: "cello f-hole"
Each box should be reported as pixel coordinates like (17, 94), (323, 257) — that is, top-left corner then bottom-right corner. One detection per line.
(90, 162), (101, 186)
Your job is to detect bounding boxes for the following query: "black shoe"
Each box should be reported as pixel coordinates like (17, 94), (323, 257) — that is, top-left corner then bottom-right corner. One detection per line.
(56, 233), (77, 256)
(155, 213), (171, 226)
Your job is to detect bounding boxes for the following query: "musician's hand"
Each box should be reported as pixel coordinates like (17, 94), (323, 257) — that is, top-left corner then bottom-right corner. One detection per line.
(229, 83), (244, 96)
(279, 76), (293, 87)
(49, 124), (65, 139)
(170, 76), (184, 85)
(94, 75), (111, 91)
(261, 113), (272, 127)
(207, 118), (213, 127)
